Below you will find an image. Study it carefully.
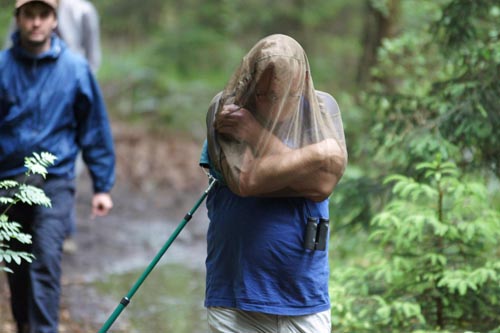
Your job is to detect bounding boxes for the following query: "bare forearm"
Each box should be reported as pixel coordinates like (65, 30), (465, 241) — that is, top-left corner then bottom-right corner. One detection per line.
(238, 139), (346, 198)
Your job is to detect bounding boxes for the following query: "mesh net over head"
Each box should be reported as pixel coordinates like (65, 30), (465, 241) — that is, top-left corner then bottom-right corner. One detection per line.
(206, 34), (346, 197)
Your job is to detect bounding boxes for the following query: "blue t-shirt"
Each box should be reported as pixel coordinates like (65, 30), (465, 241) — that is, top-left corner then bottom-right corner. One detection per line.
(201, 144), (331, 316)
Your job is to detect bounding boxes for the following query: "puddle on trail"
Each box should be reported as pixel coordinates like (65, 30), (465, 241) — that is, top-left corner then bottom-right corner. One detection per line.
(95, 263), (206, 333)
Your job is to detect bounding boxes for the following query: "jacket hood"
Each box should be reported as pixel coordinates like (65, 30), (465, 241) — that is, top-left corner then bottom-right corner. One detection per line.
(11, 30), (65, 61)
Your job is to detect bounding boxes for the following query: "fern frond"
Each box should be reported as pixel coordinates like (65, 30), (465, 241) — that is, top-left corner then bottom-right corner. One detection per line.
(0, 249), (34, 265)
(24, 152), (57, 178)
(0, 197), (15, 205)
(14, 184), (51, 207)
(0, 180), (19, 189)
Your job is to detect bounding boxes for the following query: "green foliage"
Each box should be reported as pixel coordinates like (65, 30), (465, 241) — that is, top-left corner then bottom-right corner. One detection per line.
(333, 0), (500, 233)
(92, 0), (363, 136)
(23, 152), (57, 178)
(329, 1), (500, 331)
(0, 152), (56, 273)
(431, 0), (500, 175)
(330, 157), (500, 332)
(0, 2), (11, 44)
(366, 0), (500, 174)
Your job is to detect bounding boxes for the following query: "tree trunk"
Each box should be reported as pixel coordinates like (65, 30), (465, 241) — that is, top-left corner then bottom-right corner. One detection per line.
(356, 0), (401, 87)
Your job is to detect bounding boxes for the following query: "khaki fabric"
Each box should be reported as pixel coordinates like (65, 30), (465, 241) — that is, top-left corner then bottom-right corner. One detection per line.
(207, 307), (332, 333)
(16, 0), (58, 10)
(206, 34), (346, 196)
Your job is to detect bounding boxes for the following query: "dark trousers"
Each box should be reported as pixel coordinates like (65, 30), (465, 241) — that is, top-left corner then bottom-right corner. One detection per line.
(3, 177), (75, 333)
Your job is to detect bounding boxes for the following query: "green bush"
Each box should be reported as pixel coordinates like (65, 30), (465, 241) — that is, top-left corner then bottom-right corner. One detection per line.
(330, 156), (500, 332)
(0, 152), (56, 273)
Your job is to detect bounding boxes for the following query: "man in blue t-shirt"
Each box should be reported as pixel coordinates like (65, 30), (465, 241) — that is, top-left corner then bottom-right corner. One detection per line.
(201, 34), (347, 333)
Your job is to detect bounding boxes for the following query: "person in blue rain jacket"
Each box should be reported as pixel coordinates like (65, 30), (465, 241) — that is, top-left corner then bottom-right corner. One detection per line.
(0, 1), (115, 332)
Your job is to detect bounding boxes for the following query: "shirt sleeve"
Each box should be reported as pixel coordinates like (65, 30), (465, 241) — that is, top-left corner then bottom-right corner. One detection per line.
(75, 65), (115, 193)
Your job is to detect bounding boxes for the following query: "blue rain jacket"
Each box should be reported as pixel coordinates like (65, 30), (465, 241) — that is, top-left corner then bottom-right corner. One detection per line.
(0, 32), (114, 193)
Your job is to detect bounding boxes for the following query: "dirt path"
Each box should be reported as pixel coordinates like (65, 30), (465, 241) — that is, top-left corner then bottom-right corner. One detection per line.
(0, 123), (210, 332)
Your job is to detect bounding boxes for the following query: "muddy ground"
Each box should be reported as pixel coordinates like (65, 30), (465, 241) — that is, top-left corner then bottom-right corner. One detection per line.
(0, 122), (210, 332)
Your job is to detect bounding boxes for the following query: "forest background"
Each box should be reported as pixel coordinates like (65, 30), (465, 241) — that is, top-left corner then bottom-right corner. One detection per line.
(1, 0), (499, 332)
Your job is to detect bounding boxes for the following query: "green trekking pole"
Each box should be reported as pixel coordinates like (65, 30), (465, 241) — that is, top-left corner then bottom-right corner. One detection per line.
(98, 175), (217, 333)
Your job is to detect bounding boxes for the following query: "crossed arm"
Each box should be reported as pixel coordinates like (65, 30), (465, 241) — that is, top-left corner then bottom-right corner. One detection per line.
(214, 104), (347, 201)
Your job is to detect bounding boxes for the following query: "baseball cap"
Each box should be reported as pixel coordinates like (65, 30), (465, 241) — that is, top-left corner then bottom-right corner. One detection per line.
(15, 0), (58, 10)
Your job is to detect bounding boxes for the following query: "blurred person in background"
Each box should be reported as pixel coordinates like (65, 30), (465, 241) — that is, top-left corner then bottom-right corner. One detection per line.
(4, 0), (103, 253)
(0, 1), (114, 332)
(4, 0), (102, 72)
(55, 0), (101, 72)
(200, 34), (347, 333)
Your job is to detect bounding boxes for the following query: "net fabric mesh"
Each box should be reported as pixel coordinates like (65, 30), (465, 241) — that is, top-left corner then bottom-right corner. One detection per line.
(206, 34), (347, 197)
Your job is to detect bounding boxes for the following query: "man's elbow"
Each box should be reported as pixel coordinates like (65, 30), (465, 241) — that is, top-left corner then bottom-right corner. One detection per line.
(311, 163), (346, 202)
(309, 180), (337, 202)
(327, 151), (347, 180)
(337, 154), (347, 179)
